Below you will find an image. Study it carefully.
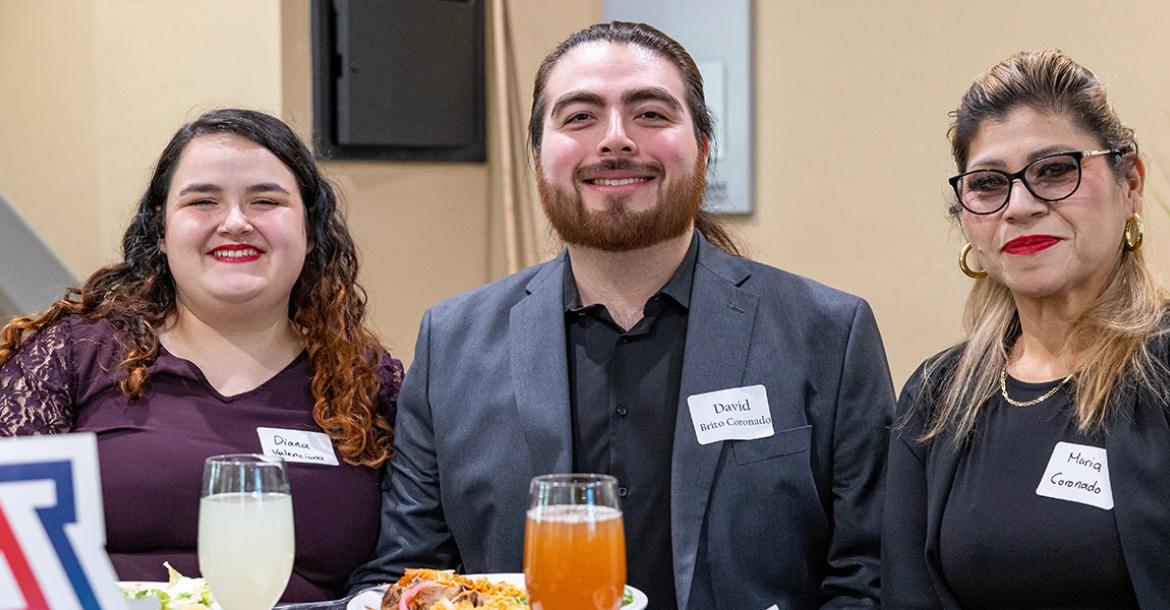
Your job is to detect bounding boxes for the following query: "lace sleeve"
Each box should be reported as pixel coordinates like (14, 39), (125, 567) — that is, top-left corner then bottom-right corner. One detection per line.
(0, 321), (75, 435)
(377, 351), (405, 424)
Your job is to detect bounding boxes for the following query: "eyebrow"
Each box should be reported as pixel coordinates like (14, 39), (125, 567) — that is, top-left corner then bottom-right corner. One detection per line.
(549, 91), (605, 119)
(969, 145), (1082, 170)
(548, 87), (684, 119)
(622, 87), (683, 112)
(177, 182), (292, 196)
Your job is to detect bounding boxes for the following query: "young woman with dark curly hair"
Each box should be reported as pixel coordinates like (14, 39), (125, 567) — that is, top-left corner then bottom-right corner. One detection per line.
(0, 108), (401, 602)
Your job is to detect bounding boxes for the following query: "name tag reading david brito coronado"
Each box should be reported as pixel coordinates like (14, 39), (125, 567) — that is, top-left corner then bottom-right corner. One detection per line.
(687, 384), (774, 445)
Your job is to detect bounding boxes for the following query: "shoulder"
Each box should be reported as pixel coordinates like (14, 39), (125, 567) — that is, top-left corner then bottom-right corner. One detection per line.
(1150, 307), (1170, 362)
(423, 258), (558, 327)
(58, 313), (118, 343)
(746, 260), (865, 313)
(55, 314), (127, 373)
(709, 252), (875, 338)
(698, 238), (868, 317)
(0, 316), (87, 434)
(899, 347), (962, 411)
(893, 346), (964, 450)
(16, 315), (146, 396)
(2, 316), (74, 374)
(375, 347), (405, 402)
(5, 314), (120, 364)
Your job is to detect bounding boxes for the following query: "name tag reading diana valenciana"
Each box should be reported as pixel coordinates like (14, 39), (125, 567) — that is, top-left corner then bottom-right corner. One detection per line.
(687, 384), (774, 445)
(257, 427), (339, 466)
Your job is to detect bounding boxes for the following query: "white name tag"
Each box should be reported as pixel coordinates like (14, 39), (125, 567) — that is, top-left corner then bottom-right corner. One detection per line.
(1035, 442), (1113, 510)
(687, 384), (774, 445)
(257, 427), (339, 466)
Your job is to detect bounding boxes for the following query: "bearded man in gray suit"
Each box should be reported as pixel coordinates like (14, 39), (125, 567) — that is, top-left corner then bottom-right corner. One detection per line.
(350, 21), (893, 610)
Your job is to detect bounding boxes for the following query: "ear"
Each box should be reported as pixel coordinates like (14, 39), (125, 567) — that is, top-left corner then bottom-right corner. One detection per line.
(1125, 155), (1146, 215)
(700, 136), (711, 166)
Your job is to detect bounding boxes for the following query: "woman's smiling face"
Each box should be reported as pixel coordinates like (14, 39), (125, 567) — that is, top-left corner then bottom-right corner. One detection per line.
(161, 133), (308, 315)
(960, 106), (1142, 305)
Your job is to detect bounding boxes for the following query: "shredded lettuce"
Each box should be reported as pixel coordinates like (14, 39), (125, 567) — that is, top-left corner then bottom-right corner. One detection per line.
(118, 563), (216, 610)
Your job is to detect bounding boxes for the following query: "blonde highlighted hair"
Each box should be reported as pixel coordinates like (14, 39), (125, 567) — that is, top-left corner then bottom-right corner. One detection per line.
(914, 50), (1169, 443)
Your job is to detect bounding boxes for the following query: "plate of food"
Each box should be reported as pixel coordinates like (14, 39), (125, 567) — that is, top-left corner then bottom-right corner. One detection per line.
(349, 569), (648, 610)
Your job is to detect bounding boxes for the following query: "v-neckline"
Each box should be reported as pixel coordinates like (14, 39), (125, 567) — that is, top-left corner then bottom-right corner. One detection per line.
(156, 345), (308, 403)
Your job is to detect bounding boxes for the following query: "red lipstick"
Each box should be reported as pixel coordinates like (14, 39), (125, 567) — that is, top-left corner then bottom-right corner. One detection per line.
(209, 244), (263, 263)
(1003, 235), (1061, 255)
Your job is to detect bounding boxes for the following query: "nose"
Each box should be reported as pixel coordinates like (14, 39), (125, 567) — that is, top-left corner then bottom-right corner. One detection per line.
(596, 110), (637, 156)
(1001, 178), (1048, 222)
(218, 203), (254, 234)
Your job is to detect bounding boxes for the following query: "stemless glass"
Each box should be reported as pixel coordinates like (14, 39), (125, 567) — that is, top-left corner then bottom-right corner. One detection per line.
(524, 474), (626, 610)
(198, 454), (294, 610)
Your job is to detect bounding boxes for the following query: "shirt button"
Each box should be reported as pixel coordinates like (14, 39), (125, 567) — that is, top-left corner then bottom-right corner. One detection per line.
(615, 405), (628, 416)
(618, 486), (629, 497)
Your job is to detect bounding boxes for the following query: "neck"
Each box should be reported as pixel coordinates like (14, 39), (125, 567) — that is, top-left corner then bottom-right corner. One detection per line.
(160, 297), (302, 366)
(1009, 267), (1115, 381)
(567, 229), (693, 331)
(1009, 296), (1087, 382)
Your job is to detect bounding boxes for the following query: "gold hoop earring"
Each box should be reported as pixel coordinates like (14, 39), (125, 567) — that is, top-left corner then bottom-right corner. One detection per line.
(959, 243), (987, 279)
(1123, 213), (1144, 251)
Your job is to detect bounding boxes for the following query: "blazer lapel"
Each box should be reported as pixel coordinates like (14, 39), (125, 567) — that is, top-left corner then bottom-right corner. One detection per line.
(509, 255), (574, 475)
(670, 239), (758, 610)
(1107, 384), (1170, 607)
(923, 438), (964, 609)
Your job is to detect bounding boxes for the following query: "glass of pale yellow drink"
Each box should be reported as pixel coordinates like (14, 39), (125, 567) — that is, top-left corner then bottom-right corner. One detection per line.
(198, 454), (294, 610)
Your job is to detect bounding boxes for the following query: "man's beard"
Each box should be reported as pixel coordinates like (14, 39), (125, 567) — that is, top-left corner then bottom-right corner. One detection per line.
(536, 155), (706, 252)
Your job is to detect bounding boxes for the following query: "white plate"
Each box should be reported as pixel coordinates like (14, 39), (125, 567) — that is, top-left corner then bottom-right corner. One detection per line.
(348, 573), (648, 610)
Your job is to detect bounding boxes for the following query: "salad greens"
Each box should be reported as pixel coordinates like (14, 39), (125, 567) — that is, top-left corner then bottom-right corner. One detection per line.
(118, 563), (217, 610)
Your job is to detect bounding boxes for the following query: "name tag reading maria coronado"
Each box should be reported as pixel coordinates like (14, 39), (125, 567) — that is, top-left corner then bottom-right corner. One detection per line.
(687, 384), (774, 445)
(257, 427), (339, 466)
(1035, 441), (1113, 510)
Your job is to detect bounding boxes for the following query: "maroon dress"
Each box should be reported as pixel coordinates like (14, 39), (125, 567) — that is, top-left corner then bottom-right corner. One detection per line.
(0, 315), (402, 602)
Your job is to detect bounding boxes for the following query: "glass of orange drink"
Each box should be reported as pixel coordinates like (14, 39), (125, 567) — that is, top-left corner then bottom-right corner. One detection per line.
(524, 474), (626, 610)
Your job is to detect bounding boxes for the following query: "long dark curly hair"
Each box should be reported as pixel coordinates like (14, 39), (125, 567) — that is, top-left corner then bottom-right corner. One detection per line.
(0, 109), (394, 467)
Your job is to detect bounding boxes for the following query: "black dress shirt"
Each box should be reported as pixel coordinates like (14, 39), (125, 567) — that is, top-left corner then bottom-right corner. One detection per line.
(563, 233), (698, 610)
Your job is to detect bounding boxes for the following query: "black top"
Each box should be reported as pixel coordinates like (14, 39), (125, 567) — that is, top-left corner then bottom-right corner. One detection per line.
(563, 233), (698, 610)
(939, 374), (1139, 609)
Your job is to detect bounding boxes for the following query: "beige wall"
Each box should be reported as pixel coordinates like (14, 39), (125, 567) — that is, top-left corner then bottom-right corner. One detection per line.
(0, 2), (100, 273)
(2, 1), (1168, 387)
(733, 1), (1170, 385)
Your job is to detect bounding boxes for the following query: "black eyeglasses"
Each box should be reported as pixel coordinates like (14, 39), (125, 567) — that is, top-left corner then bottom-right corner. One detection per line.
(949, 149), (1123, 215)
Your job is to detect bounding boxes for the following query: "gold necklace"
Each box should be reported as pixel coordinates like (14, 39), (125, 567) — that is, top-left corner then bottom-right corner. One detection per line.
(999, 366), (1073, 408)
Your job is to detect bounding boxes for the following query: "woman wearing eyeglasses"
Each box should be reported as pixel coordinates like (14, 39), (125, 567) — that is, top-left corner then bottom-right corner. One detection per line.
(883, 50), (1169, 608)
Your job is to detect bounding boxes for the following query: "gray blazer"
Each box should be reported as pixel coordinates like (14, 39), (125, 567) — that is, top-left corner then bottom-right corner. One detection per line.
(349, 235), (895, 609)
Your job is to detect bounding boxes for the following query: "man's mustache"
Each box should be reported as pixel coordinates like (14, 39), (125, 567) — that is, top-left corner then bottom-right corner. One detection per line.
(574, 159), (664, 181)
